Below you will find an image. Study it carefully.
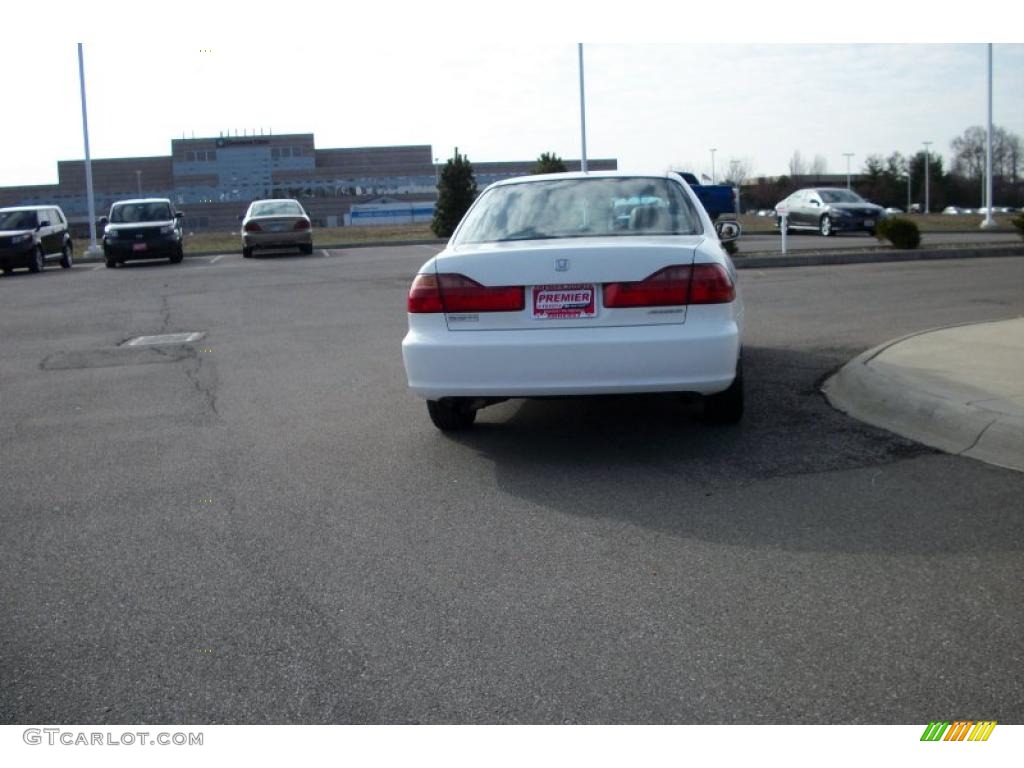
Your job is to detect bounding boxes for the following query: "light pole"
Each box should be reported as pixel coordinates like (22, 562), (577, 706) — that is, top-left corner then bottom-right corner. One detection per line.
(710, 148), (717, 184)
(923, 141), (933, 214)
(843, 153), (854, 190)
(982, 43), (996, 229)
(135, 170), (142, 196)
(906, 171), (912, 213)
(77, 43), (100, 256)
(578, 43), (587, 173)
(729, 160), (740, 214)
(433, 157), (439, 189)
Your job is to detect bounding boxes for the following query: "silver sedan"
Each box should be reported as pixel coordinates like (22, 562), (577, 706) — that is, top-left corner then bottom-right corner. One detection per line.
(241, 199), (313, 257)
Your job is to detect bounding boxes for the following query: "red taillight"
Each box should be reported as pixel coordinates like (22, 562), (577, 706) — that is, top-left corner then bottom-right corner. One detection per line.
(687, 263), (736, 304)
(294, 219), (310, 231)
(603, 264), (734, 308)
(244, 221), (261, 232)
(407, 273), (525, 314)
(603, 265), (691, 308)
(407, 273), (444, 313)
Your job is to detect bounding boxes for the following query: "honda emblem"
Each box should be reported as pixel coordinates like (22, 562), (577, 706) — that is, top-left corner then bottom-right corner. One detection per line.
(555, 258), (569, 272)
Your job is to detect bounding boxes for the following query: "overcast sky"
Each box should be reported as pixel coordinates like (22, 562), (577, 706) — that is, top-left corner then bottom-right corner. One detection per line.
(2, 3), (1021, 188)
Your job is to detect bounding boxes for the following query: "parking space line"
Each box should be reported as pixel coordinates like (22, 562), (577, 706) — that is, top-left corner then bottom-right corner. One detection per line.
(320, 250), (331, 258)
(210, 254), (228, 264)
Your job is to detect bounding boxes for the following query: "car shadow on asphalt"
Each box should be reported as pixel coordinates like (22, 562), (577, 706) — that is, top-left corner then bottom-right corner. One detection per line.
(438, 344), (1024, 555)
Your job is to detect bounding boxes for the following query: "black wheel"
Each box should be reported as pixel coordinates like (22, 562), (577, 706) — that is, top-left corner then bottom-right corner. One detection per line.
(28, 246), (44, 273)
(104, 254), (117, 268)
(2, 267), (12, 275)
(704, 361), (744, 424)
(60, 242), (73, 269)
(300, 243), (314, 255)
(169, 246), (184, 264)
(242, 247), (253, 258)
(426, 398), (477, 431)
(819, 215), (833, 237)
(866, 228), (876, 237)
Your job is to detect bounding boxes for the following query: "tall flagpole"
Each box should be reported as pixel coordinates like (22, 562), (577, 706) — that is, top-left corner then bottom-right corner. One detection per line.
(578, 44), (588, 173)
(78, 43), (100, 254)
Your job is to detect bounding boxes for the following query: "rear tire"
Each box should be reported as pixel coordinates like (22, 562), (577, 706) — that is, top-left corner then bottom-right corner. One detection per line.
(866, 228), (876, 237)
(427, 398), (477, 431)
(300, 243), (314, 255)
(242, 247), (253, 258)
(704, 361), (744, 424)
(28, 246), (44, 273)
(104, 254), (117, 268)
(60, 242), (73, 268)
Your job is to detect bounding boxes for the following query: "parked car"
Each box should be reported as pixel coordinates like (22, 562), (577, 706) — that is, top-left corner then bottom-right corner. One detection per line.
(401, 171), (744, 431)
(774, 188), (885, 236)
(101, 199), (184, 268)
(0, 205), (73, 274)
(240, 199), (313, 258)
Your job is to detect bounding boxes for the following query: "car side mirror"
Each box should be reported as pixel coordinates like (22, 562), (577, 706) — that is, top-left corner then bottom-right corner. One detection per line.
(715, 220), (742, 243)
(99, 216), (108, 227)
(175, 211), (184, 219)
(237, 214), (244, 222)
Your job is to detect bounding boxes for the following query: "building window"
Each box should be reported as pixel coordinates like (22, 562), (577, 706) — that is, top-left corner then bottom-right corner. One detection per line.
(271, 148), (279, 160)
(186, 151), (195, 162)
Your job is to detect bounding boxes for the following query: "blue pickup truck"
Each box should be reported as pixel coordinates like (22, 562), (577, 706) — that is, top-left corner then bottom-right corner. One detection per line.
(677, 172), (736, 221)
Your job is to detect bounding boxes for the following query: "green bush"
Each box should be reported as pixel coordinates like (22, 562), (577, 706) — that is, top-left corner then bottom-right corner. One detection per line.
(875, 217), (921, 250)
(1012, 213), (1024, 241)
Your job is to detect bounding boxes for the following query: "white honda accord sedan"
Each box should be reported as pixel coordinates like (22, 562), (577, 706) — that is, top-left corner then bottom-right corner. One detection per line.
(402, 171), (744, 431)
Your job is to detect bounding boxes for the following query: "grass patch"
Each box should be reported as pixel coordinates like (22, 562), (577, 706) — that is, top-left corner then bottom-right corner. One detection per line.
(183, 223), (439, 255)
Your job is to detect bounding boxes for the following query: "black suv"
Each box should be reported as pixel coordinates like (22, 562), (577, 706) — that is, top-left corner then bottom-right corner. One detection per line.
(101, 199), (184, 268)
(0, 206), (73, 274)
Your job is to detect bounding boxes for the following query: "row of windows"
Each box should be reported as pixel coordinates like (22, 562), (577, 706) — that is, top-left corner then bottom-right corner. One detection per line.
(271, 146), (307, 160)
(184, 150), (217, 162)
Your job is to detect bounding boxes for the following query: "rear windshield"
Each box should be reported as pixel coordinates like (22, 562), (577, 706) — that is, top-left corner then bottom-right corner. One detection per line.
(250, 201), (304, 217)
(0, 210), (39, 230)
(454, 177), (702, 245)
(110, 202), (173, 223)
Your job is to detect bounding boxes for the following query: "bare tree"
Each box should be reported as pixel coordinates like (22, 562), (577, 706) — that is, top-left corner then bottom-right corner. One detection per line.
(788, 150), (807, 177)
(809, 155), (829, 175)
(724, 158), (754, 186)
(951, 125), (1022, 181)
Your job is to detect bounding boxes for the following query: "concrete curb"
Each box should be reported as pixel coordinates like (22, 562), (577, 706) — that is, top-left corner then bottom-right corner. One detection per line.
(70, 238), (444, 264)
(823, 320), (1024, 473)
(69, 241), (1024, 269)
(733, 243), (1024, 269)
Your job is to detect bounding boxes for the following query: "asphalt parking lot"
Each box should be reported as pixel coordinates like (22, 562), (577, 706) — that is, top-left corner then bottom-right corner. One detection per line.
(2, 247), (1022, 724)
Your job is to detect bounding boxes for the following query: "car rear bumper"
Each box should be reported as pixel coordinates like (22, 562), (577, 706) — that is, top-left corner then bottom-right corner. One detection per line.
(402, 305), (741, 399)
(243, 231), (312, 249)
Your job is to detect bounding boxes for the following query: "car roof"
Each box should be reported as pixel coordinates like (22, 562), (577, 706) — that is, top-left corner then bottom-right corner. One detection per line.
(488, 170), (679, 189)
(111, 198), (173, 206)
(0, 205), (58, 212)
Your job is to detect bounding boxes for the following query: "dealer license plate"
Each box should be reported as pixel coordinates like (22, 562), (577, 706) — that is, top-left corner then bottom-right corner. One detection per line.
(532, 284), (597, 319)
(132, 243), (147, 252)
